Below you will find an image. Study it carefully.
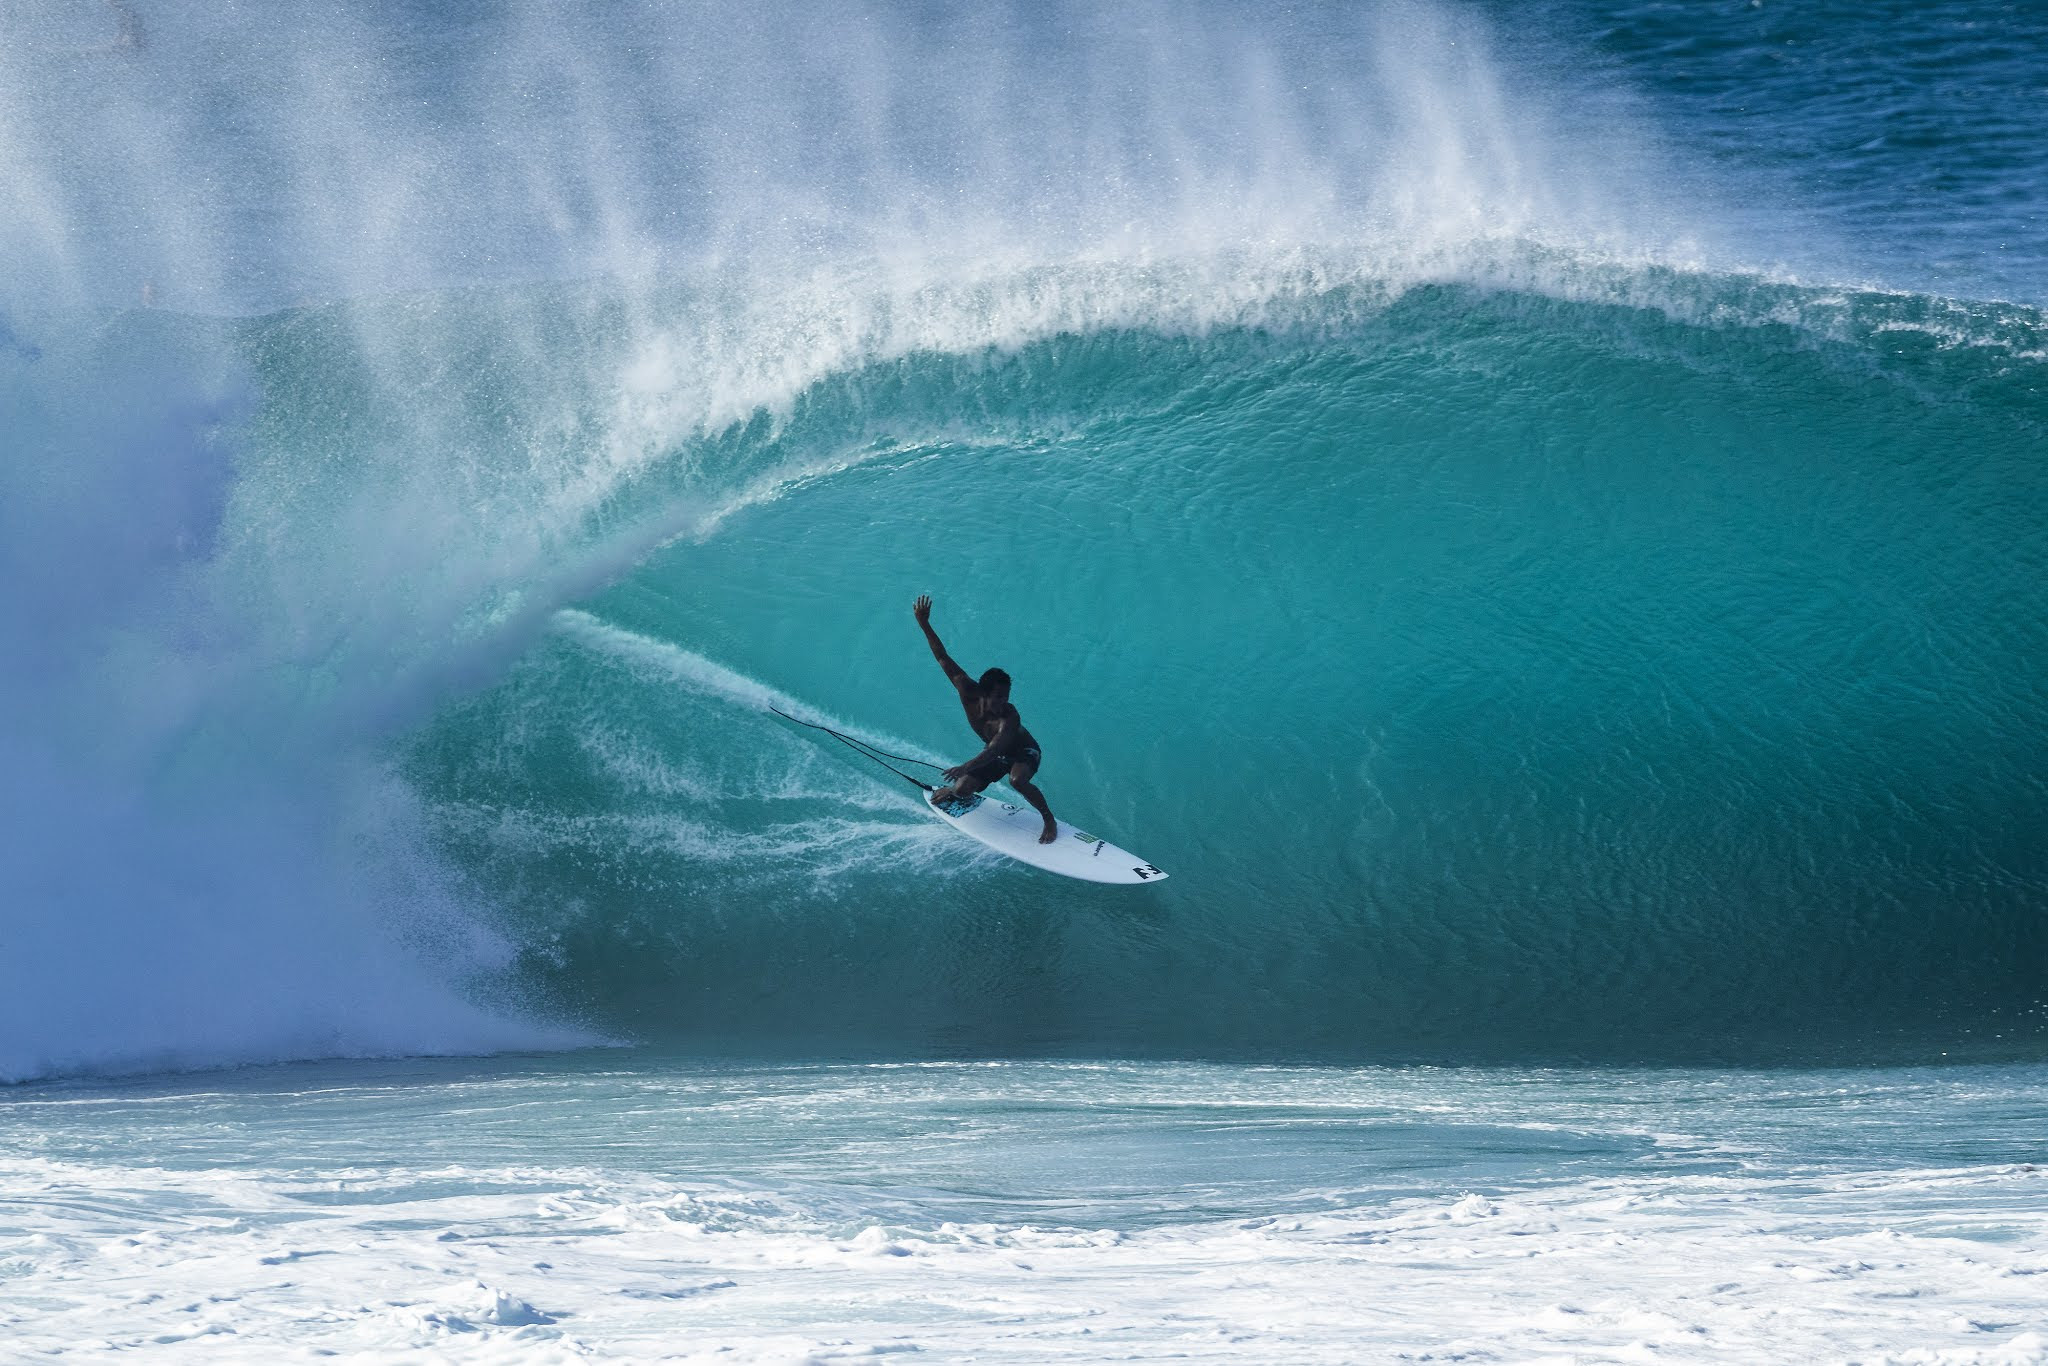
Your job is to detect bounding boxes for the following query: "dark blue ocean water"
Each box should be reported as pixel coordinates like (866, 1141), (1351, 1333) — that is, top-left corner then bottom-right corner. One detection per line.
(1520, 0), (2048, 303)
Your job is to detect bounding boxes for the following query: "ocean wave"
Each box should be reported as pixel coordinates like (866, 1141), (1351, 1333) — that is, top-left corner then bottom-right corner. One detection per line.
(4, 0), (2042, 1079)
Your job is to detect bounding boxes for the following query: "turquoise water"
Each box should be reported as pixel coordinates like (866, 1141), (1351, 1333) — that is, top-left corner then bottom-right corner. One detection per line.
(401, 277), (2048, 1063)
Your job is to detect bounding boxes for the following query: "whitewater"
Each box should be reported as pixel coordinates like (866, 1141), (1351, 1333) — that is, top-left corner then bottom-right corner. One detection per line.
(2, 0), (2045, 1359)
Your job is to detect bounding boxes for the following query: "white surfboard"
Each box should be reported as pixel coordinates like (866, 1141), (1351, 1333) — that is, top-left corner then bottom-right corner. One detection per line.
(765, 704), (1165, 885)
(928, 790), (1167, 885)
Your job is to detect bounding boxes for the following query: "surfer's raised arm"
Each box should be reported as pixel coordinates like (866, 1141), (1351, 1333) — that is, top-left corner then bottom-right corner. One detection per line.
(912, 594), (971, 692)
(910, 595), (1062, 846)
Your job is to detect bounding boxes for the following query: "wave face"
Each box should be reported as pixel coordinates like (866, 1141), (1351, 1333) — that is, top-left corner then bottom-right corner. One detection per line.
(2, 1), (2044, 1078)
(405, 277), (2048, 1062)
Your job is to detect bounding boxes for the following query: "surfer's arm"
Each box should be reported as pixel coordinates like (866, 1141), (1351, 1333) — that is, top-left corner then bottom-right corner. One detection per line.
(912, 594), (972, 691)
(945, 713), (1021, 779)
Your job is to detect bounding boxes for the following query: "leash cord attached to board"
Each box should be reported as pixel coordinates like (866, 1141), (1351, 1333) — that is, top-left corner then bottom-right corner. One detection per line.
(767, 704), (941, 794)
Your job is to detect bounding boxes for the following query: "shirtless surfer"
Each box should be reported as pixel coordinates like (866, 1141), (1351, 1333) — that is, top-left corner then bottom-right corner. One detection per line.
(913, 594), (1058, 844)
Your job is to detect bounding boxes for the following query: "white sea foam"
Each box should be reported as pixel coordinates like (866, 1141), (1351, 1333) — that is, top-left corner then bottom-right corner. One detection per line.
(538, 609), (997, 880)
(553, 608), (939, 768)
(4, 1059), (2045, 1363)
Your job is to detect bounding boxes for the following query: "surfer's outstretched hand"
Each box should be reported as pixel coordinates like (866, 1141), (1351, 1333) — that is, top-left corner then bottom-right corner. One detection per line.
(913, 593), (932, 623)
(942, 763), (968, 782)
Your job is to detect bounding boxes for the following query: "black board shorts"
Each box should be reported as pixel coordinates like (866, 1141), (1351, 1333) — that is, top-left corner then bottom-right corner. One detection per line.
(960, 745), (1040, 784)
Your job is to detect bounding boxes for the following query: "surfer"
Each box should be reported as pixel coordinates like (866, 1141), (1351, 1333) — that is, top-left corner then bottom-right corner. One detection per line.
(914, 594), (1059, 844)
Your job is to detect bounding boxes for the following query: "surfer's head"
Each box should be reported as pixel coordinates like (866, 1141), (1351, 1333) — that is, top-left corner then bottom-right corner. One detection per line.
(978, 667), (1011, 699)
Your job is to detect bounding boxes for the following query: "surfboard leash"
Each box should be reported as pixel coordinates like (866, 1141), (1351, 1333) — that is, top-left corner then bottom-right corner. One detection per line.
(767, 704), (941, 794)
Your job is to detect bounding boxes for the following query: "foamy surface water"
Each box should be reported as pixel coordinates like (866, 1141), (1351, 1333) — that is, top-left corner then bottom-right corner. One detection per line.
(4, 1056), (2045, 1362)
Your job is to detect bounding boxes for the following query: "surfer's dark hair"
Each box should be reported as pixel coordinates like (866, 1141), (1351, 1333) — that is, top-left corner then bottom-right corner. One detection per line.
(979, 667), (1011, 693)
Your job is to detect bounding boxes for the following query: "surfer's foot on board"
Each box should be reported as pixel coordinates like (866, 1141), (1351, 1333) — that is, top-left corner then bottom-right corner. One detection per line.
(1039, 820), (1058, 845)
